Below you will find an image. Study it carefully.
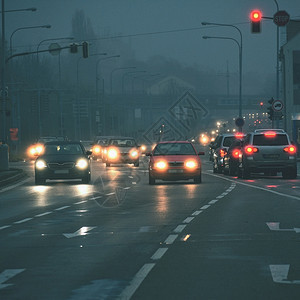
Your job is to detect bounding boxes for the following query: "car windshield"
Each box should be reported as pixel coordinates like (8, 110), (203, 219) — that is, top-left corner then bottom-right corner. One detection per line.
(44, 144), (84, 155)
(153, 143), (196, 155)
(253, 134), (289, 146)
(223, 136), (236, 147)
(109, 139), (136, 147)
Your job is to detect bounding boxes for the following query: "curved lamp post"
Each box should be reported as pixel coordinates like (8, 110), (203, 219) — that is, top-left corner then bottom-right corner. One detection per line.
(110, 66), (136, 94)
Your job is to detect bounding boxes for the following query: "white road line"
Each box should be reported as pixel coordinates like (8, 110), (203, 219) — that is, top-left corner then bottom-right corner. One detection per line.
(204, 171), (300, 201)
(216, 195), (224, 199)
(124, 187), (131, 190)
(192, 210), (202, 216)
(0, 225), (11, 230)
(90, 196), (103, 200)
(183, 217), (194, 224)
(119, 263), (155, 300)
(128, 176), (134, 179)
(209, 200), (218, 204)
(35, 212), (52, 217)
(200, 205), (210, 210)
(106, 192), (115, 196)
(174, 225), (187, 233)
(14, 218), (32, 224)
(132, 182), (137, 185)
(221, 192), (228, 196)
(0, 269), (25, 289)
(74, 200), (88, 205)
(164, 234), (178, 244)
(151, 248), (168, 260)
(55, 206), (70, 211)
(0, 178), (31, 193)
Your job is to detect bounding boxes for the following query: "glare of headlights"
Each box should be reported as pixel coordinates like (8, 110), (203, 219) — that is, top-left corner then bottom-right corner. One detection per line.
(76, 159), (88, 169)
(141, 145), (146, 151)
(36, 160), (47, 169)
(130, 150), (138, 157)
(108, 148), (118, 159)
(155, 161), (167, 170)
(185, 160), (197, 169)
(93, 146), (101, 153)
(29, 146), (36, 156)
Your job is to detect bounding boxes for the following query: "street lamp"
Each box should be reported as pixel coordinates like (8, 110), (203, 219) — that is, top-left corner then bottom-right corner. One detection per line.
(9, 24), (51, 55)
(0, 7), (36, 13)
(202, 21), (243, 119)
(110, 67), (136, 94)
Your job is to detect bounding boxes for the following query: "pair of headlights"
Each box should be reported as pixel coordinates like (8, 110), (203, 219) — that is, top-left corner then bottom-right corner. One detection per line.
(154, 160), (198, 170)
(36, 159), (89, 170)
(107, 148), (139, 159)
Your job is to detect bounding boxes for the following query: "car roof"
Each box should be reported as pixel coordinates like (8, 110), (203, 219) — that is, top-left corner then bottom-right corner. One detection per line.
(253, 129), (286, 133)
(44, 141), (82, 145)
(157, 141), (192, 144)
(108, 136), (136, 140)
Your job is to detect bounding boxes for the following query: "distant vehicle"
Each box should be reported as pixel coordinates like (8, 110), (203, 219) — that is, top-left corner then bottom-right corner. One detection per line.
(238, 129), (297, 179)
(80, 140), (94, 152)
(147, 141), (204, 184)
(34, 141), (92, 185)
(92, 136), (114, 161)
(103, 137), (140, 167)
(211, 133), (236, 173)
(223, 134), (245, 176)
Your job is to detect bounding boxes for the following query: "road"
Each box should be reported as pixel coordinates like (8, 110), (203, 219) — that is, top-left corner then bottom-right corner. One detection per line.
(1, 155), (300, 300)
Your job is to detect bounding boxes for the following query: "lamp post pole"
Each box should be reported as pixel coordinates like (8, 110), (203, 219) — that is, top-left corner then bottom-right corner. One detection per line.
(110, 66), (136, 95)
(121, 71), (146, 94)
(202, 22), (243, 119)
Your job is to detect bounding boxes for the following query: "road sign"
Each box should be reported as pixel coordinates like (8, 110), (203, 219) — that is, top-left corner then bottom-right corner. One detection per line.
(235, 117), (245, 128)
(273, 10), (290, 26)
(272, 100), (283, 111)
(48, 43), (61, 56)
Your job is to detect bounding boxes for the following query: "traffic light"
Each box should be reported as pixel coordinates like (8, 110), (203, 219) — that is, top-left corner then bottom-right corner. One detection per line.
(250, 10), (262, 33)
(267, 97), (274, 120)
(82, 41), (89, 58)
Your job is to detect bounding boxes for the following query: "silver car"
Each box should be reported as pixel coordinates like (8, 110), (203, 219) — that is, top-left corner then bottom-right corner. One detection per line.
(238, 129), (297, 179)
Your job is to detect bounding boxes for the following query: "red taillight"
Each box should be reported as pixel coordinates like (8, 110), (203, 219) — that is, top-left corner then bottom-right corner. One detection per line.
(245, 146), (259, 155)
(232, 149), (241, 159)
(220, 149), (227, 157)
(283, 146), (297, 154)
(235, 132), (244, 139)
(264, 131), (277, 138)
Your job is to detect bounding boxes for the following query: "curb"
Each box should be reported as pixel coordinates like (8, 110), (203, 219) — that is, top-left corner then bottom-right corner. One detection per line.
(0, 168), (28, 188)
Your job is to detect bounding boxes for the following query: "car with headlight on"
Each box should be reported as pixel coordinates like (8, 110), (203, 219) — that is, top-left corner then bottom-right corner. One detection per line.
(147, 141), (204, 184)
(34, 141), (92, 185)
(103, 137), (140, 167)
(92, 136), (114, 161)
(238, 129), (297, 179)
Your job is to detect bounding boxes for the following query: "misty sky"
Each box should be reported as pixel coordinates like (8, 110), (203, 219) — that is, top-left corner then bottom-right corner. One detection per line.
(5, 0), (300, 80)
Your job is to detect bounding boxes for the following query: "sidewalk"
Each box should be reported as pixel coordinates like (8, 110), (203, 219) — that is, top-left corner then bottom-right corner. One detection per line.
(0, 168), (28, 188)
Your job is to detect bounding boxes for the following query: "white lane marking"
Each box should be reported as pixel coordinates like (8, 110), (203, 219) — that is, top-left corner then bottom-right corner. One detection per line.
(216, 195), (224, 199)
(204, 171), (300, 201)
(128, 176), (134, 179)
(151, 248), (168, 260)
(132, 182), (137, 185)
(120, 263), (155, 299)
(0, 225), (11, 230)
(209, 200), (218, 204)
(0, 269), (25, 289)
(266, 222), (300, 233)
(55, 206), (70, 211)
(14, 218), (32, 224)
(35, 212), (52, 217)
(164, 234), (178, 244)
(90, 196), (103, 200)
(221, 192), (228, 196)
(200, 205), (210, 210)
(124, 187), (131, 190)
(269, 265), (300, 284)
(192, 210), (202, 216)
(106, 192), (115, 196)
(74, 200), (88, 205)
(183, 217), (194, 224)
(139, 226), (151, 233)
(63, 226), (96, 238)
(0, 178), (31, 193)
(174, 225), (187, 233)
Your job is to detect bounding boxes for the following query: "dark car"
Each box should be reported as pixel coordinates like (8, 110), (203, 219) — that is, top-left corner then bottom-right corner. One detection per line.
(211, 133), (236, 173)
(103, 137), (140, 167)
(223, 136), (245, 176)
(147, 141), (204, 184)
(238, 129), (297, 179)
(34, 141), (92, 185)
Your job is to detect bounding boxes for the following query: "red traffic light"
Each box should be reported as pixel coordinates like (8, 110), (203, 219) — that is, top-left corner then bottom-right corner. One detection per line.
(250, 10), (262, 22)
(260, 102), (263, 106)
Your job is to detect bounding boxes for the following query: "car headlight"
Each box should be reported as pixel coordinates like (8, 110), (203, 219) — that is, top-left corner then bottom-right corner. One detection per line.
(185, 160), (198, 169)
(93, 146), (101, 154)
(36, 160), (47, 169)
(130, 149), (139, 158)
(76, 159), (88, 169)
(154, 160), (167, 170)
(108, 148), (119, 159)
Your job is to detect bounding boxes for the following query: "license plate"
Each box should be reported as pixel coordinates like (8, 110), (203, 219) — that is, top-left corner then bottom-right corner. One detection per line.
(263, 154), (280, 159)
(54, 170), (69, 174)
(168, 169), (184, 173)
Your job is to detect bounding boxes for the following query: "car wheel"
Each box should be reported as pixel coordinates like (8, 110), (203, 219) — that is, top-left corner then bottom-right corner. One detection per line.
(242, 167), (251, 179)
(106, 163), (110, 167)
(35, 176), (45, 185)
(229, 166), (237, 176)
(194, 173), (202, 184)
(134, 161), (139, 167)
(82, 173), (91, 184)
(223, 166), (229, 175)
(149, 173), (156, 185)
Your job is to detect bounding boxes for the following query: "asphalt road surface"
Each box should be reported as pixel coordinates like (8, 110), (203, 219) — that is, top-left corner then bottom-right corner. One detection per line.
(1, 155), (300, 300)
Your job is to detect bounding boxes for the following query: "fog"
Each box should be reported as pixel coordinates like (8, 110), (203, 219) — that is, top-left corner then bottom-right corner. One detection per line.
(6, 0), (300, 82)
